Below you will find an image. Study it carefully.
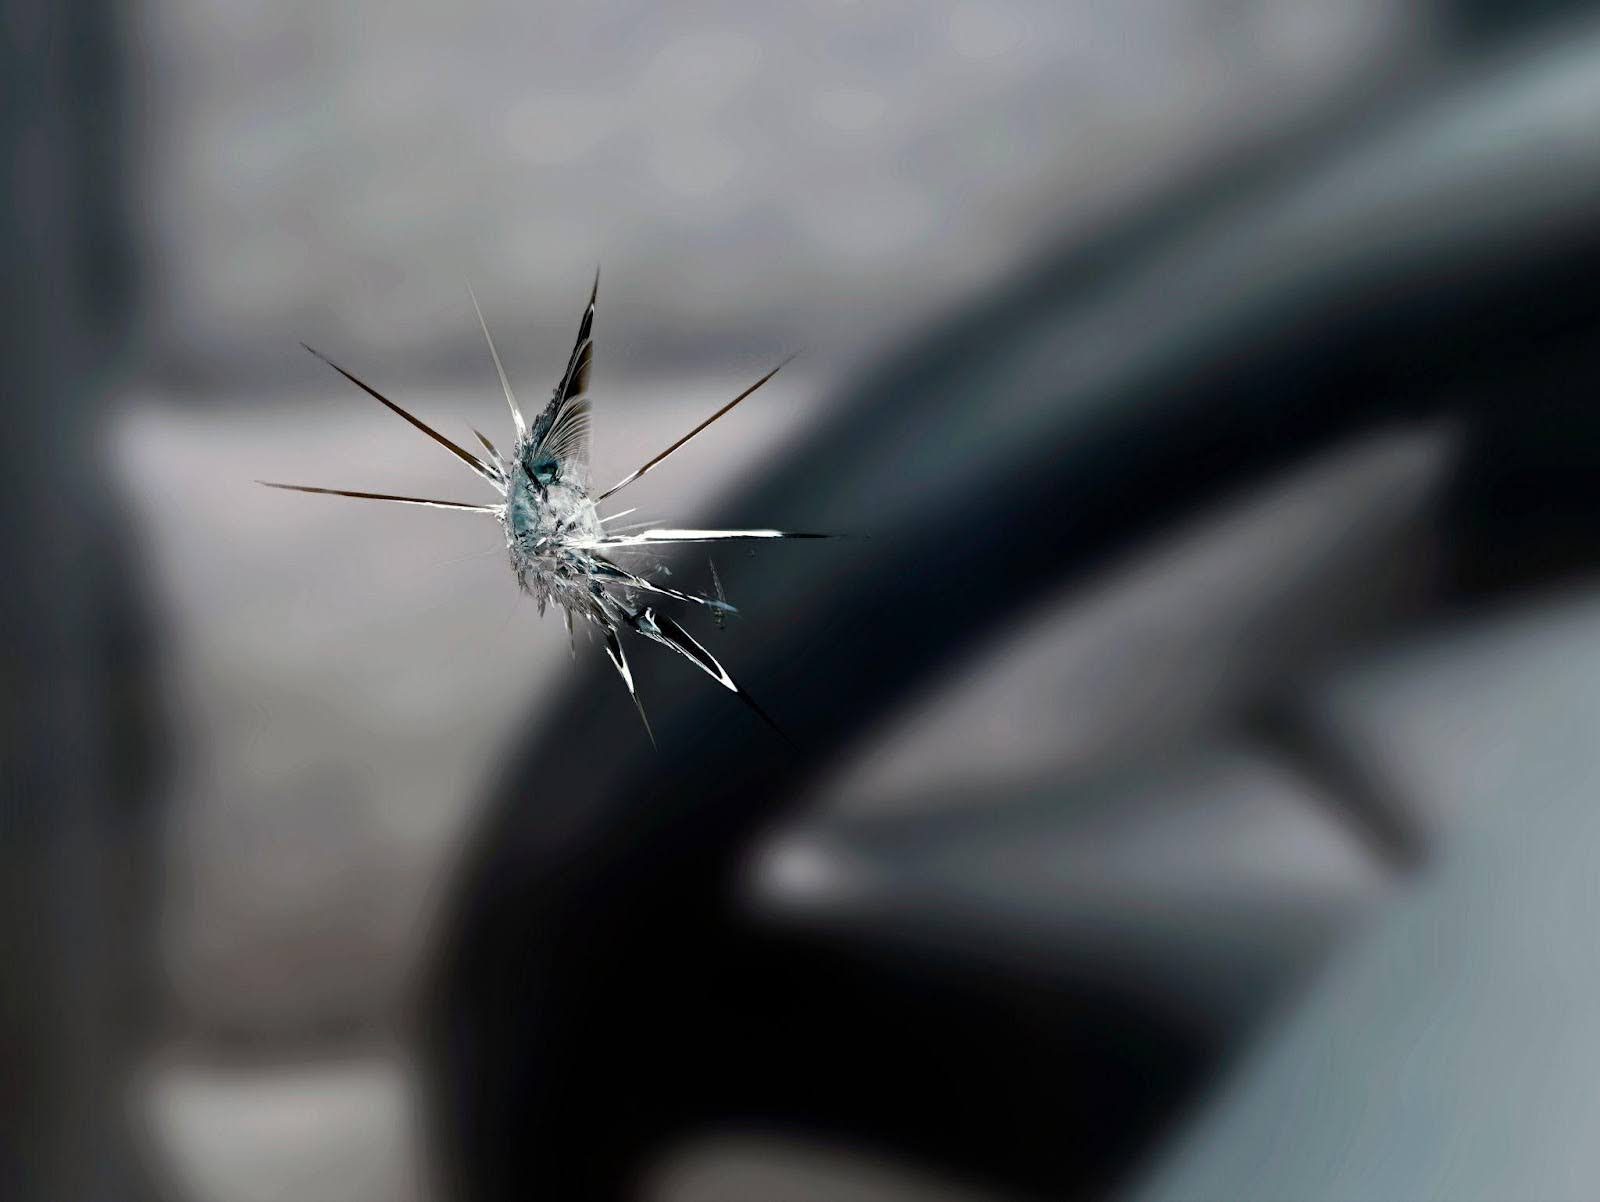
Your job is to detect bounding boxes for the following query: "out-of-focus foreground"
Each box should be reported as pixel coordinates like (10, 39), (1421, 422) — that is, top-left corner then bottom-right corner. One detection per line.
(9, 1), (1600, 1200)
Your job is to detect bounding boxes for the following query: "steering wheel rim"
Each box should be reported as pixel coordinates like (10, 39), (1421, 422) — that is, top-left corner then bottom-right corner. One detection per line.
(421, 21), (1600, 1199)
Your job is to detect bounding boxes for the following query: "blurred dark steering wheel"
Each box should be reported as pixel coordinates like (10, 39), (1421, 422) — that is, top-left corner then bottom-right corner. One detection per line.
(422, 19), (1600, 1200)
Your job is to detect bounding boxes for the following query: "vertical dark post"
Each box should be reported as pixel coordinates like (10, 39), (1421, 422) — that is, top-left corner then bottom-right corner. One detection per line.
(0, 1), (156, 1199)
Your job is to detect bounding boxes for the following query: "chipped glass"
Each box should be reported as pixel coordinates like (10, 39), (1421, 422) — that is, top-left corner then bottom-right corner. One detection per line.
(260, 274), (824, 742)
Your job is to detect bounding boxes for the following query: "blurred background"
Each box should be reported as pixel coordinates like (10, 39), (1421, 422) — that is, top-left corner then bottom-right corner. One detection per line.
(10, 0), (1600, 1199)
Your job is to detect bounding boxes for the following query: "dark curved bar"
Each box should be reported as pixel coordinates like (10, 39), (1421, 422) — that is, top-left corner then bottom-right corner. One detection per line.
(420, 21), (1600, 1199)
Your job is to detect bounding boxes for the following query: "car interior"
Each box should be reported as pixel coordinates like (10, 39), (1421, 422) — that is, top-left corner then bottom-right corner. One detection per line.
(11, 3), (1600, 1201)
(422, 14), (1600, 1199)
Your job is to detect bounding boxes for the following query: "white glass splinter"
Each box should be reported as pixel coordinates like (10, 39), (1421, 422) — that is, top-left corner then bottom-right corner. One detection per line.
(264, 274), (827, 741)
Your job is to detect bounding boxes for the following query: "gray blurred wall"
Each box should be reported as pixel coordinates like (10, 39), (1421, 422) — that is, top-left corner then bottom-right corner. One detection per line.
(135, 0), (1417, 384)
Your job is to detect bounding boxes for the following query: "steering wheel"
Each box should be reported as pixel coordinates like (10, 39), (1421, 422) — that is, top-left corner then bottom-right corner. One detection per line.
(420, 19), (1600, 1200)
